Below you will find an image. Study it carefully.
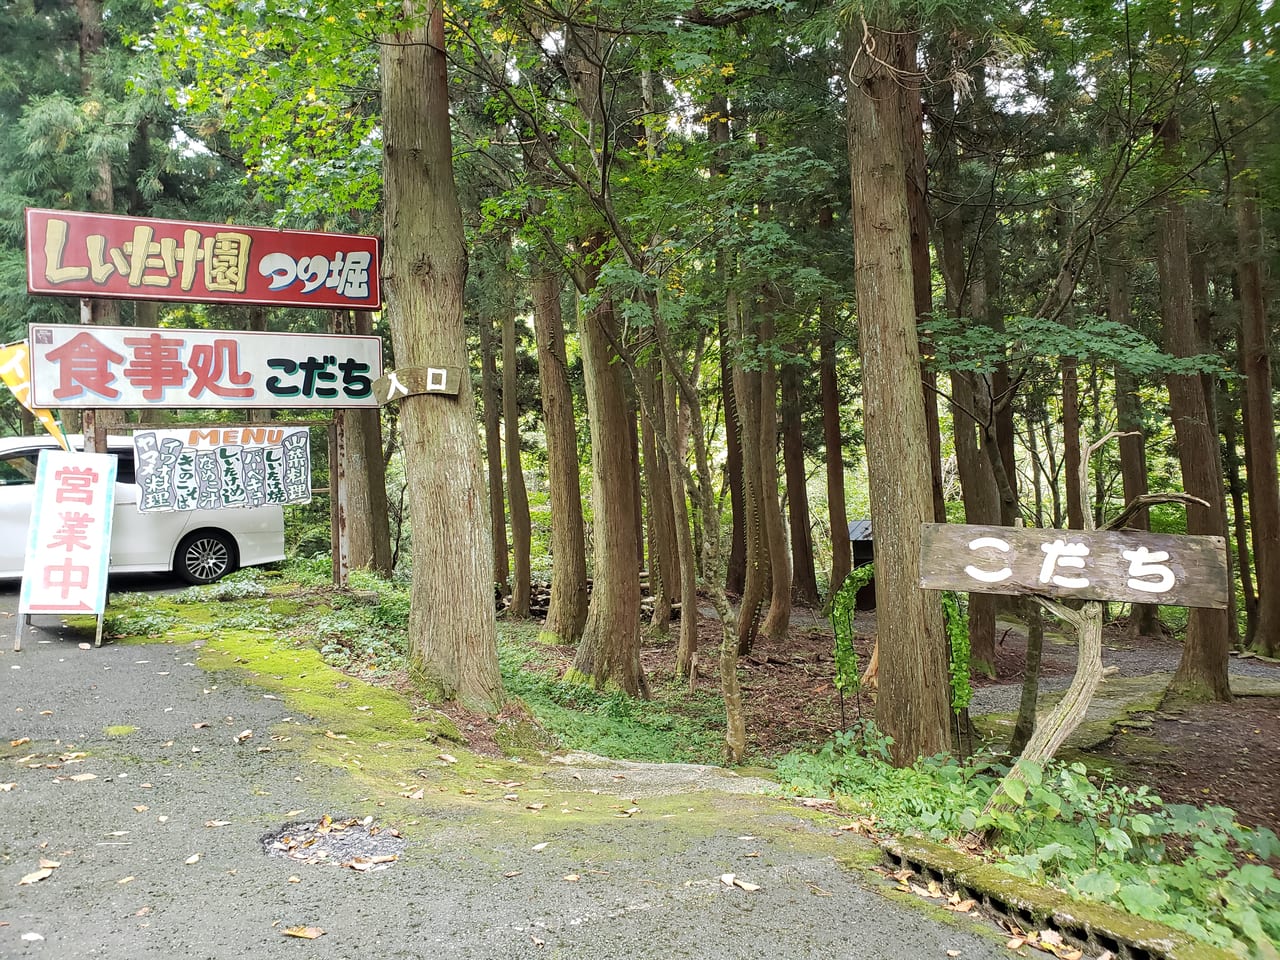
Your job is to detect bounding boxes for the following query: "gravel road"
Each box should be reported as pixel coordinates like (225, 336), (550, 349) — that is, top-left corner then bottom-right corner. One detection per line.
(0, 587), (1010, 960)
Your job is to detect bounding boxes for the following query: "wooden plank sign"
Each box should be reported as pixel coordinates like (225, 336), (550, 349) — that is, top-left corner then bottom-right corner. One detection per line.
(919, 522), (1229, 609)
(372, 365), (463, 404)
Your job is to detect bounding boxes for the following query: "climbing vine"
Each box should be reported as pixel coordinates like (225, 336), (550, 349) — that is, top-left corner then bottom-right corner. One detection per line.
(830, 564), (876, 726)
(941, 590), (972, 714)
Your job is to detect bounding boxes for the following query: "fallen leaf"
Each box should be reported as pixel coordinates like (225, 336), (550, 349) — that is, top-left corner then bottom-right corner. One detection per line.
(504, 871), (522, 878)
(282, 926), (326, 939)
(286, 809), (305, 817)
(10, 737), (30, 747)
(531, 935), (545, 947)
(69, 773), (97, 782)
(527, 803), (545, 811)
(404, 787), (425, 801)
(1038, 930), (1063, 947)
(135, 906), (151, 917)
(184, 854), (200, 865)
(234, 730), (253, 744)
(324, 731), (348, 740)
(531, 842), (550, 852)
(38, 859), (59, 869)
(192, 722), (210, 729)
(1006, 938), (1024, 950)
(949, 899), (977, 913)
(18, 868), (54, 885)
(118, 876), (135, 884)
(205, 820), (231, 828)
(287, 876), (301, 883)
(719, 873), (736, 887)
(437, 754), (457, 764)
(1, 783), (16, 791)
(562, 874), (579, 882)
(133, 805), (149, 813)
(21, 932), (44, 942)
(947, 952), (961, 958)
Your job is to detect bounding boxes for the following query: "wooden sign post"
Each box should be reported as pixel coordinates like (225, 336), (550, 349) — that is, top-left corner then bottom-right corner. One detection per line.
(919, 522), (1230, 610)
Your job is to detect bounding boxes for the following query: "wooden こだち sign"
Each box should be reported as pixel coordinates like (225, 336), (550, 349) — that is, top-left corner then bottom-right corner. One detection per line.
(918, 522), (1229, 609)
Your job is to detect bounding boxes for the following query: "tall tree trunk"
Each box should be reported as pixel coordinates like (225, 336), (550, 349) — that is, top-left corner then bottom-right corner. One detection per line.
(337, 310), (393, 576)
(819, 295), (852, 593)
(1157, 116), (1232, 702)
(503, 300), (532, 617)
(1236, 158), (1280, 656)
(381, 1), (501, 709)
(571, 279), (647, 696)
(479, 312), (510, 595)
(758, 312), (792, 641)
(782, 354), (819, 605)
(847, 22), (951, 763)
(530, 267), (588, 645)
(731, 292), (769, 654)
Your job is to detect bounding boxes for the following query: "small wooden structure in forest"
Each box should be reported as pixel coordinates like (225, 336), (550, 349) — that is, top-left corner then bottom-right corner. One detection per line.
(847, 519), (876, 609)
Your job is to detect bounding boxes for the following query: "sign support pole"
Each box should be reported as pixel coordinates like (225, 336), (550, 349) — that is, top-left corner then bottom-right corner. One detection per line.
(79, 298), (100, 454)
(328, 415), (350, 589)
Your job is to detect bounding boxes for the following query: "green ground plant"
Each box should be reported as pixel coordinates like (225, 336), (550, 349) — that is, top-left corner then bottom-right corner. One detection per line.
(776, 726), (1280, 957)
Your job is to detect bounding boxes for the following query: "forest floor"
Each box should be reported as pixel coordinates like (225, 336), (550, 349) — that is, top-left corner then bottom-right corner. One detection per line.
(498, 602), (1280, 838)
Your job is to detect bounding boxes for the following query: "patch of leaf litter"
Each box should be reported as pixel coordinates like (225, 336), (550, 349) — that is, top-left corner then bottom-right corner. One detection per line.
(262, 814), (407, 871)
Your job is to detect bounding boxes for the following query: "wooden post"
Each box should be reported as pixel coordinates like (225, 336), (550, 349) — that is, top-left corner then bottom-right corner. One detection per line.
(329, 415), (350, 589)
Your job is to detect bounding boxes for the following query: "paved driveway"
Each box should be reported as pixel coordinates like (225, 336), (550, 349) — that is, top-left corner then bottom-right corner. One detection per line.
(0, 584), (1009, 959)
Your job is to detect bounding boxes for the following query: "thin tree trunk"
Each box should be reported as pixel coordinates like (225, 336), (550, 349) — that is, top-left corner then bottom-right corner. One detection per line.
(530, 268), (588, 645)
(720, 313), (747, 596)
(503, 300), (532, 617)
(1110, 254), (1162, 638)
(759, 311), (792, 641)
(337, 310), (393, 576)
(731, 291), (768, 654)
(641, 360), (679, 629)
(819, 295), (852, 593)
(665, 356), (699, 677)
(381, 0), (501, 709)
(1062, 357), (1084, 530)
(952, 372), (1000, 678)
(782, 354), (819, 605)
(479, 312), (510, 595)
(847, 22), (951, 763)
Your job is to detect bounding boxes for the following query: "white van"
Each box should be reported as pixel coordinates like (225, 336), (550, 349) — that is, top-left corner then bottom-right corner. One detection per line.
(0, 434), (286, 584)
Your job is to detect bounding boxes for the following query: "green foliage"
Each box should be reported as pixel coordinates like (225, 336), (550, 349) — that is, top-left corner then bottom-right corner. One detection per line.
(924, 314), (1229, 380)
(940, 591), (972, 714)
(777, 735), (1280, 955)
(830, 564), (875, 695)
(497, 629), (723, 763)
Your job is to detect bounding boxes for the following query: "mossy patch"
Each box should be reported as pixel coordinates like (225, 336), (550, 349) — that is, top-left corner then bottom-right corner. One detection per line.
(104, 725), (137, 737)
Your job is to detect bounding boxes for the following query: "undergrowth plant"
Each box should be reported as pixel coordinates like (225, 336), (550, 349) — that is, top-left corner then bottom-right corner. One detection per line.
(777, 729), (1280, 957)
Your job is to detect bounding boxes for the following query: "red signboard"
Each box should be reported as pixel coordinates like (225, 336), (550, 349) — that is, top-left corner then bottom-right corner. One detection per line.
(25, 208), (381, 310)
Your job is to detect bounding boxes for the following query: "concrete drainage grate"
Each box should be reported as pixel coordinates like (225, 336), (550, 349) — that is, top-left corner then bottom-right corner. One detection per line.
(263, 815), (407, 871)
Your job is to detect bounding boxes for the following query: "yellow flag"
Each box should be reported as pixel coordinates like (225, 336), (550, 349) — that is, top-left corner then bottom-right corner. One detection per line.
(0, 341), (69, 450)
